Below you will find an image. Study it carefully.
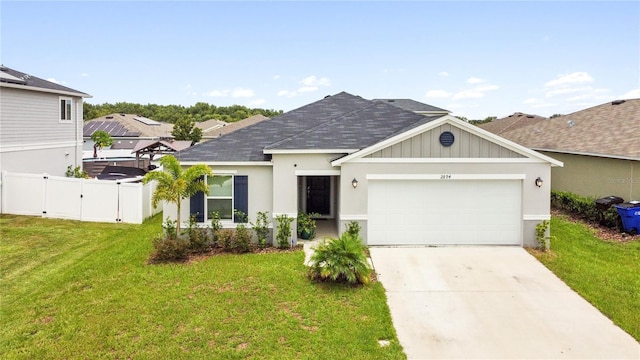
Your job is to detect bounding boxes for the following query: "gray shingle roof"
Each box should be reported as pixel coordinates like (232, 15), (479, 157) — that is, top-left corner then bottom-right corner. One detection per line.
(373, 98), (449, 113)
(0, 66), (90, 97)
(176, 92), (441, 162)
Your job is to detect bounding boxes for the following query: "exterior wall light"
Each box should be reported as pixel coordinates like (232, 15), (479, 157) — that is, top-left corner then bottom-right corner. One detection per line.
(352, 178), (358, 189)
(535, 177), (543, 188)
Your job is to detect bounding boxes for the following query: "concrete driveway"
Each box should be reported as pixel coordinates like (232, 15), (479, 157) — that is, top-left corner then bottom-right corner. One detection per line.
(369, 246), (640, 359)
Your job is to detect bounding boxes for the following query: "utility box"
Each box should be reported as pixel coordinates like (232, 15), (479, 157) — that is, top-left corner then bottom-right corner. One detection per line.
(613, 202), (640, 235)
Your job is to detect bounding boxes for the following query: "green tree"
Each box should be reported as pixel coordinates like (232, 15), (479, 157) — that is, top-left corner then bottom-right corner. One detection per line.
(142, 155), (213, 233)
(550, 113), (563, 119)
(172, 118), (203, 144)
(91, 130), (113, 158)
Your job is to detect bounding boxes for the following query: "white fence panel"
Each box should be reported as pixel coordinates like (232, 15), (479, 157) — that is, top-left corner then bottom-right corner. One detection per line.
(44, 176), (82, 220)
(143, 181), (163, 218)
(80, 180), (120, 223)
(1, 172), (161, 224)
(1, 172), (44, 216)
(120, 183), (142, 224)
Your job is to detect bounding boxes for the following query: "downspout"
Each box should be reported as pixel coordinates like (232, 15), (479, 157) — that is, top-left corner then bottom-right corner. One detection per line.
(631, 160), (635, 200)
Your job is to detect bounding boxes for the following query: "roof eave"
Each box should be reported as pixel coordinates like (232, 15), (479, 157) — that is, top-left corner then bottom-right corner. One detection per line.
(532, 148), (640, 162)
(263, 148), (358, 155)
(0, 81), (92, 98)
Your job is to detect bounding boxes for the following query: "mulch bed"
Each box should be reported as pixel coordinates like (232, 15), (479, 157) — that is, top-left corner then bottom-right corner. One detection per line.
(552, 209), (639, 243)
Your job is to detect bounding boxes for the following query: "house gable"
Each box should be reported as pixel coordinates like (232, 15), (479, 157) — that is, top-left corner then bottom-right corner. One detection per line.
(365, 122), (524, 159)
(333, 116), (563, 166)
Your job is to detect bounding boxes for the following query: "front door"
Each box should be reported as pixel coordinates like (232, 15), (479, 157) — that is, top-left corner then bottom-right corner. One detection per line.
(306, 176), (331, 215)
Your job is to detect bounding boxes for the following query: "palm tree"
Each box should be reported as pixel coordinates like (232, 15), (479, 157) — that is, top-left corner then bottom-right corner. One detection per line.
(91, 130), (113, 158)
(142, 155), (213, 233)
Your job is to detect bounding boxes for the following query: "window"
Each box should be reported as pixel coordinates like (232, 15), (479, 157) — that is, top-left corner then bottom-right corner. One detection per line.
(206, 175), (233, 220)
(60, 97), (72, 122)
(190, 174), (247, 223)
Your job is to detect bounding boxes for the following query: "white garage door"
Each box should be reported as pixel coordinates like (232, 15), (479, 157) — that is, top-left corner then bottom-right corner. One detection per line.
(368, 178), (522, 245)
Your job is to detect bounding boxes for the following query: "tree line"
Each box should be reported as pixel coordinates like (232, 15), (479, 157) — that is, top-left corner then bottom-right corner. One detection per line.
(83, 102), (284, 124)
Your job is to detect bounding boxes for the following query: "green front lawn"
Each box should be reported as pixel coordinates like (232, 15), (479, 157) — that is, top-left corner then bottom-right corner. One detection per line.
(0, 215), (404, 359)
(531, 216), (640, 341)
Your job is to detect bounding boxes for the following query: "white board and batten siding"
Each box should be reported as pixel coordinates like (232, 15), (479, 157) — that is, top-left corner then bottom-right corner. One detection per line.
(367, 174), (523, 246)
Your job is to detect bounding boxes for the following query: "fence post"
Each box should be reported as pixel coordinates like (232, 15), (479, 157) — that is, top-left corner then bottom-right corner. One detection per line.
(42, 173), (49, 217)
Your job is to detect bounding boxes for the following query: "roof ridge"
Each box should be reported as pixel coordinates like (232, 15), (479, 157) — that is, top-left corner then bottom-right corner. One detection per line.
(264, 100), (379, 149)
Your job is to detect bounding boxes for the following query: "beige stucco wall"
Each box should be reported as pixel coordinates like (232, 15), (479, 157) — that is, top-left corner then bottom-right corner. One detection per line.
(540, 152), (639, 201)
(163, 164), (273, 227)
(338, 160), (553, 247)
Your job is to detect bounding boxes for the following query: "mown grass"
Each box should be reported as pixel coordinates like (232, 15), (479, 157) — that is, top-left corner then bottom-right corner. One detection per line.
(531, 216), (640, 342)
(0, 214), (404, 359)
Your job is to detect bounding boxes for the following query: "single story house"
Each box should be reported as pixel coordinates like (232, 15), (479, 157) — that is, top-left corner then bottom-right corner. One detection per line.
(170, 92), (562, 247)
(485, 99), (639, 201)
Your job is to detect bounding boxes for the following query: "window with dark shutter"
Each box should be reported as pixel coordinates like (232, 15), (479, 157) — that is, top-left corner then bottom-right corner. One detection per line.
(233, 176), (248, 223)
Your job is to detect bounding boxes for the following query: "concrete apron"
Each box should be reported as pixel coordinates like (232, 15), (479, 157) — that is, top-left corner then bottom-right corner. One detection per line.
(369, 246), (640, 360)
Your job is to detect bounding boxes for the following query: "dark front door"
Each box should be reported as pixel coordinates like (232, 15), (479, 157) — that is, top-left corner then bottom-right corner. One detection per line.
(306, 176), (330, 215)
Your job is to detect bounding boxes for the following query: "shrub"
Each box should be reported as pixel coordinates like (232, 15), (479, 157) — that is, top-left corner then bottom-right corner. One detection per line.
(210, 211), (222, 246)
(251, 211), (270, 248)
(275, 214), (294, 249)
(345, 221), (361, 238)
(308, 233), (371, 285)
(535, 220), (553, 251)
(551, 190), (621, 228)
(182, 214), (211, 253)
(216, 229), (235, 252)
(151, 236), (190, 262)
(163, 219), (178, 240)
(234, 223), (252, 253)
(65, 165), (88, 179)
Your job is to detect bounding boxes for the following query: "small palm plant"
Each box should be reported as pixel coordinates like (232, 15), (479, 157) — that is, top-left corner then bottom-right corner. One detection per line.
(91, 130), (113, 158)
(308, 233), (371, 285)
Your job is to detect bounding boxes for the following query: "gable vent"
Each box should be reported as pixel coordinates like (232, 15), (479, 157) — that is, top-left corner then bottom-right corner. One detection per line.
(612, 100), (626, 105)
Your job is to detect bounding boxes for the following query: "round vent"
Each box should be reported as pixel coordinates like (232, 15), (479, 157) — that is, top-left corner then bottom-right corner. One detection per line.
(439, 131), (455, 147)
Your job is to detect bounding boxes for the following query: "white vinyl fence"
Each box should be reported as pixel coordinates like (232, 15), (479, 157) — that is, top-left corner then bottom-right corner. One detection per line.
(0, 172), (162, 224)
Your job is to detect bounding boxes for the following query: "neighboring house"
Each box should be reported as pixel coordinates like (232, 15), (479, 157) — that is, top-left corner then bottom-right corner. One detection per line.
(83, 113), (174, 156)
(83, 113), (270, 154)
(199, 114), (270, 140)
(0, 66), (91, 176)
(170, 92), (561, 247)
(480, 112), (547, 136)
(486, 99), (639, 200)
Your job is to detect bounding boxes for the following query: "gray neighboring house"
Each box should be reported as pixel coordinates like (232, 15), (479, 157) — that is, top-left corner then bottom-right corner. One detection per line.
(0, 66), (91, 176)
(484, 99), (639, 200)
(171, 92), (561, 247)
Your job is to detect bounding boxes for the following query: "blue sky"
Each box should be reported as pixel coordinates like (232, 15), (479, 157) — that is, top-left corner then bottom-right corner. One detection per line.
(2, 1), (638, 119)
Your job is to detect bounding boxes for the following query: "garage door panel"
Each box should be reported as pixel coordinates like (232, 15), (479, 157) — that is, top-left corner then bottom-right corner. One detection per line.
(368, 179), (521, 245)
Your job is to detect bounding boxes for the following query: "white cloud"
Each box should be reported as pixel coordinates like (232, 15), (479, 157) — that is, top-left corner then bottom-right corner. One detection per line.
(545, 72), (594, 88)
(298, 86), (318, 93)
(453, 90), (484, 100)
(273, 75), (281, 80)
(300, 75), (330, 87)
(466, 77), (484, 84)
(622, 88), (640, 99)
(207, 89), (230, 97)
(277, 90), (296, 98)
(231, 88), (255, 98)
(475, 84), (499, 92)
(47, 78), (59, 84)
(438, 71), (449, 77)
(425, 90), (451, 98)
(523, 98), (541, 105)
(546, 86), (592, 97)
(81, 73), (89, 77)
(250, 99), (266, 106)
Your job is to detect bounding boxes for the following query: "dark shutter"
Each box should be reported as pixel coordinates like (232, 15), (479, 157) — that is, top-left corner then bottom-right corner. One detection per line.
(234, 175), (248, 223)
(190, 176), (205, 222)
